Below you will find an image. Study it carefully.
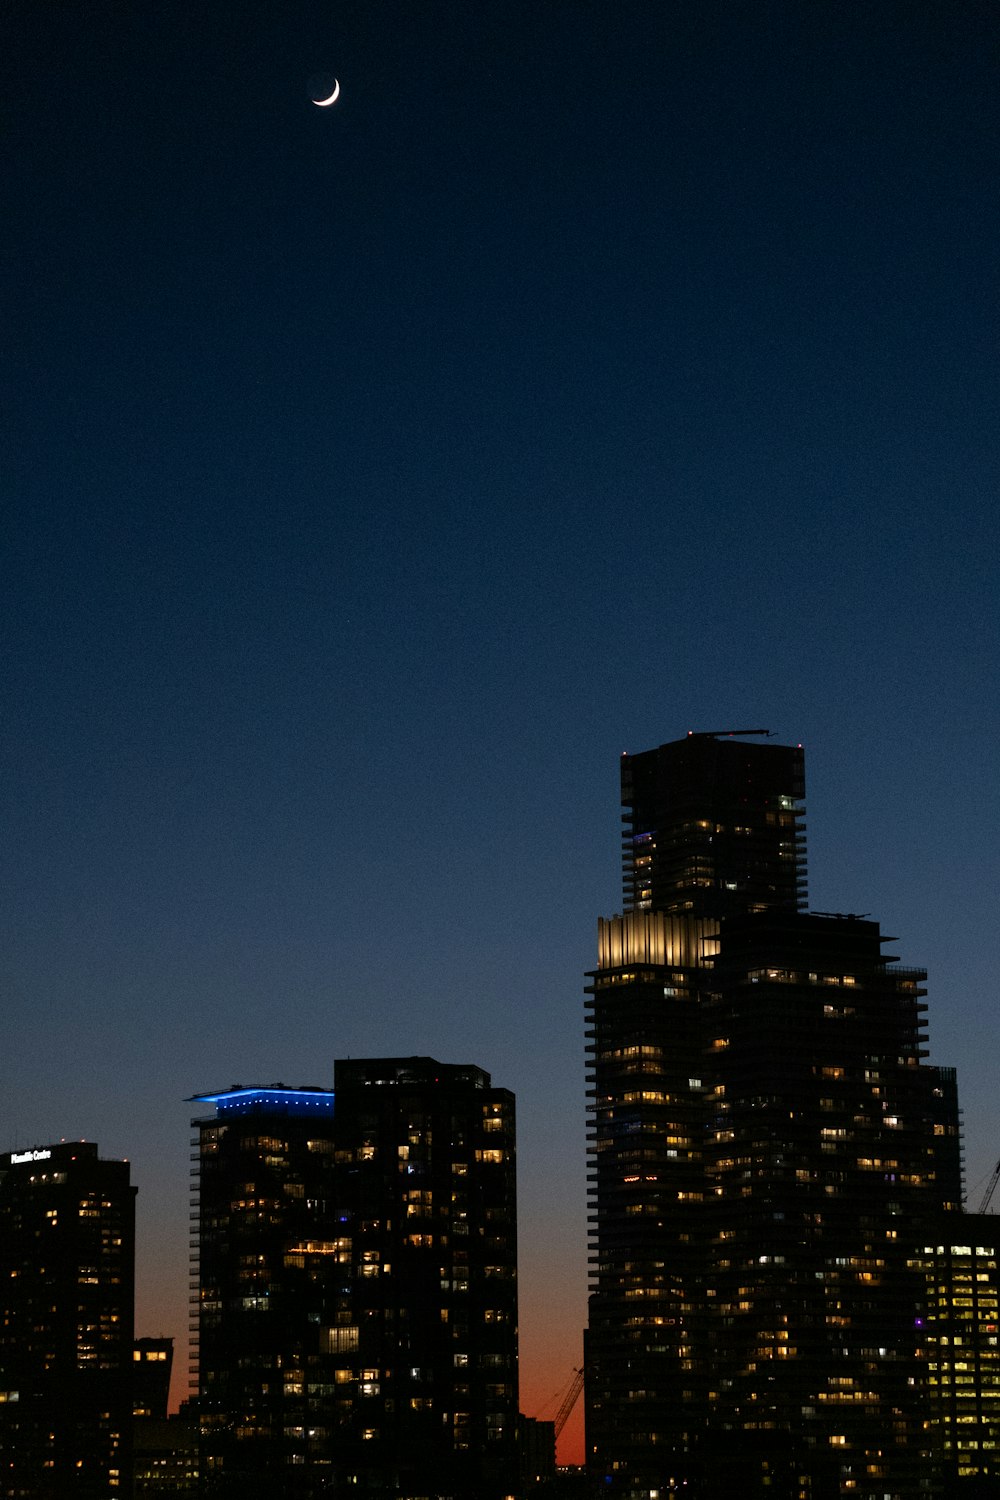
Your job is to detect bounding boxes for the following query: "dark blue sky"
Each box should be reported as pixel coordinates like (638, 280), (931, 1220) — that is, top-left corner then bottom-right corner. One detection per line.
(4, 0), (998, 1446)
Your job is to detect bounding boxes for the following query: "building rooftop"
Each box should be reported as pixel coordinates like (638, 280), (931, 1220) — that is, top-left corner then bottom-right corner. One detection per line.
(188, 1086), (335, 1116)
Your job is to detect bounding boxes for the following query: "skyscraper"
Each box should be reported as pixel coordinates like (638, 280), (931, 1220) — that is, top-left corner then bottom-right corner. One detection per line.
(620, 731), (806, 918)
(192, 1084), (341, 1495)
(330, 1057), (519, 1498)
(0, 1141), (137, 1499)
(909, 1217), (1000, 1487)
(702, 910), (961, 1498)
(585, 731), (963, 1500)
(191, 1058), (518, 1499)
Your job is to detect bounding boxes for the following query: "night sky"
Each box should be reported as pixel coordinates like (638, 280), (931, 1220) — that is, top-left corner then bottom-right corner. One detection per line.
(5, 0), (998, 1462)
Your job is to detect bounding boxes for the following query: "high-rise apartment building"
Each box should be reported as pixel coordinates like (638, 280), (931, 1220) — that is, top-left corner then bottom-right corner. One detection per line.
(192, 1084), (339, 1496)
(330, 1057), (519, 1498)
(0, 1141), (137, 1499)
(585, 732), (965, 1500)
(910, 1216), (1000, 1487)
(191, 1058), (518, 1499)
(703, 911), (962, 1498)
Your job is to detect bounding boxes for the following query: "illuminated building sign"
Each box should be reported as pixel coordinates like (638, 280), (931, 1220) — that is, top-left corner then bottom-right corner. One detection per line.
(10, 1149), (52, 1164)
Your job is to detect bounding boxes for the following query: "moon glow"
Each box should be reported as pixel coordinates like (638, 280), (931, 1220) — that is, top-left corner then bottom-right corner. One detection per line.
(313, 78), (340, 107)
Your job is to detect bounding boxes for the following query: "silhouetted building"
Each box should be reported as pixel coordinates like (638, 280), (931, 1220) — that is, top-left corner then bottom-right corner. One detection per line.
(191, 1059), (518, 1498)
(330, 1057), (519, 1498)
(191, 1084), (340, 1496)
(620, 731), (806, 918)
(131, 1337), (187, 1496)
(585, 731), (965, 1500)
(132, 1410), (198, 1495)
(702, 910), (962, 1498)
(520, 1414), (556, 1492)
(133, 1337), (173, 1419)
(0, 1141), (137, 1499)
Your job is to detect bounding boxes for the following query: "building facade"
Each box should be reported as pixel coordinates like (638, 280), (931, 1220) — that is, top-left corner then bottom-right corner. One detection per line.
(329, 1057), (519, 1498)
(910, 1217), (1000, 1488)
(702, 911), (962, 1498)
(584, 910), (718, 1487)
(132, 1410), (199, 1496)
(585, 732), (965, 1500)
(192, 1084), (340, 1496)
(0, 1140), (136, 1499)
(191, 1058), (518, 1499)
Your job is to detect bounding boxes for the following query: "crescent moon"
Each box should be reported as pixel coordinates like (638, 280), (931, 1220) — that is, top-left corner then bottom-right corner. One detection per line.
(313, 79), (340, 107)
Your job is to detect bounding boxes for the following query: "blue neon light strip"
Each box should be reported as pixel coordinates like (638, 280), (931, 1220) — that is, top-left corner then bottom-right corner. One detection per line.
(190, 1088), (335, 1112)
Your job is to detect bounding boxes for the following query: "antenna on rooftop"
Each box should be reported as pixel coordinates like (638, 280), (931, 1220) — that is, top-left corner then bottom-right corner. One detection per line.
(690, 728), (773, 738)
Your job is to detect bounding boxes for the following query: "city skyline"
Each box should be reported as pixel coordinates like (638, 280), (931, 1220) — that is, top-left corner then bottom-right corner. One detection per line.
(4, 722), (994, 1467)
(6, 0), (998, 1467)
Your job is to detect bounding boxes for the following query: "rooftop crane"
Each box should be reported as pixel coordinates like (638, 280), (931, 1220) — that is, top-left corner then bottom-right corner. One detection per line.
(979, 1158), (1000, 1215)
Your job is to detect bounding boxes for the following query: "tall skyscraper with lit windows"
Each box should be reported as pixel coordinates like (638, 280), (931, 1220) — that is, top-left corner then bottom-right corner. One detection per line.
(0, 1140), (136, 1499)
(585, 732), (964, 1500)
(192, 1083), (340, 1497)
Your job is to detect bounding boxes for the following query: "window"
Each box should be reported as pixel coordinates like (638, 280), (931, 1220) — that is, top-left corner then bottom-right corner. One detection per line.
(322, 1327), (358, 1354)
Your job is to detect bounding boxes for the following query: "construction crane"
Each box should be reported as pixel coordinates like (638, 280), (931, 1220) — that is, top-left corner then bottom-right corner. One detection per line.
(978, 1158), (1000, 1215)
(552, 1368), (584, 1440)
